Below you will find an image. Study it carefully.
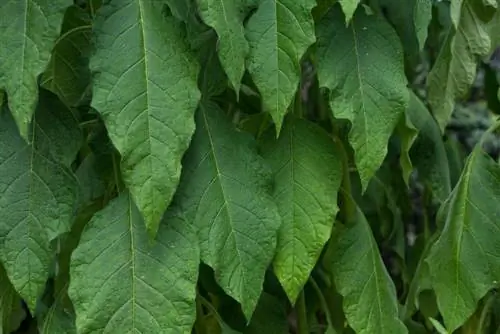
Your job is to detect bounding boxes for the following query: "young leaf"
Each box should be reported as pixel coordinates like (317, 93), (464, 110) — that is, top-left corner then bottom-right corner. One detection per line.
(0, 264), (24, 334)
(0, 91), (80, 311)
(316, 5), (409, 190)
(427, 0), (499, 131)
(68, 193), (199, 333)
(328, 205), (408, 333)
(259, 117), (342, 302)
(90, 0), (201, 238)
(0, 0), (71, 140)
(41, 5), (92, 107)
(425, 143), (500, 332)
(245, 0), (316, 133)
(197, 0), (248, 94)
(176, 101), (281, 319)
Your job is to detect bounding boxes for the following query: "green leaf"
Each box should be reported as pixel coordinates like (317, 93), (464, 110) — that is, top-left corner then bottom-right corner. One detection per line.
(338, 0), (361, 23)
(427, 0), (498, 132)
(244, 293), (288, 334)
(165, 0), (192, 21)
(90, 1), (201, 238)
(176, 101), (281, 319)
(425, 143), (500, 332)
(396, 112), (418, 185)
(0, 90), (80, 311)
(328, 204), (408, 334)
(259, 117), (342, 302)
(197, 0), (248, 94)
(0, 264), (24, 334)
(39, 286), (76, 334)
(245, 0), (316, 133)
(41, 5), (92, 107)
(68, 192), (199, 333)
(407, 91), (451, 203)
(0, 0), (71, 140)
(316, 5), (409, 190)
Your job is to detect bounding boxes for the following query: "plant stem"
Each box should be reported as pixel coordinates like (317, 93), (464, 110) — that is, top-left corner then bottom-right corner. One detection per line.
(296, 290), (309, 334)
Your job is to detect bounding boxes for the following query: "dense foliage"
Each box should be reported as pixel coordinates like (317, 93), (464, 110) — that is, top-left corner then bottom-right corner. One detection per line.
(1, 0), (500, 333)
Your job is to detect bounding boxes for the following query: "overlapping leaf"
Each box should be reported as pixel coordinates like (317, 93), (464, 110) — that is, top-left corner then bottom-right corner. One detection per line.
(175, 101), (281, 319)
(425, 143), (500, 332)
(427, 0), (499, 131)
(245, 0), (316, 132)
(197, 0), (248, 93)
(68, 192), (199, 333)
(0, 0), (71, 139)
(316, 6), (409, 190)
(338, 0), (361, 23)
(0, 264), (23, 334)
(259, 117), (342, 302)
(328, 204), (408, 334)
(0, 90), (80, 311)
(90, 0), (201, 238)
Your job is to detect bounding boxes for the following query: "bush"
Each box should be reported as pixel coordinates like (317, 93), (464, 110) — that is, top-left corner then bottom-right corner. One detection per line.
(1, 0), (500, 333)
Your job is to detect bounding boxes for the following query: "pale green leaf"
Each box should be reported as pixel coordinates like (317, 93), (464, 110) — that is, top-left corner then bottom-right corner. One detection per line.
(407, 91), (451, 203)
(245, 0), (316, 133)
(338, 0), (361, 23)
(425, 143), (500, 332)
(0, 0), (71, 140)
(0, 90), (80, 311)
(316, 6), (409, 190)
(41, 5), (92, 107)
(427, 0), (498, 131)
(68, 192), (199, 333)
(0, 264), (24, 334)
(259, 117), (342, 302)
(329, 204), (408, 334)
(197, 0), (248, 93)
(176, 101), (281, 319)
(90, 1), (201, 238)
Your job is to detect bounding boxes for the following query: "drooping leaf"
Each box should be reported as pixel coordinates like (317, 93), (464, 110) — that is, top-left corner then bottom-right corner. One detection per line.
(0, 264), (24, 334)
(407, 91), (451, 203)
(259, 117), (342, 302)
(338, 0), (361, 23)
(90, 0), (201, 238)
(0, 90), (80, 311)
(197, 0), (248, 94)
(68, 192), (199, 333)
(425, 142), (500, 332)
(245, 0), (316, 133)
(175, 101), (281, 319)
(328, 204), (408, 333)
(41, 5), (92, 107)
(0, 0), (72, 139)
(396, 112), (418, 185)
(316, 5), (409, 190)
(427, 0), (498, 131)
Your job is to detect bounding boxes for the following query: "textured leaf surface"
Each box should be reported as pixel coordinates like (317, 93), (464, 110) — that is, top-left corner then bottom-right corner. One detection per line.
(329, 205), (408, 334)
(425, 144), (500, 332)
(260, 117), (342, 302)
(0, 265), (23, 334)
(197, 0), (248, 93)
(176, 102), (281, 319)
(41, 5), (92, 107)
(0, 91), (80, 311)
(316, 6), (408, 190)
(338, 0), (361, 23)
(69, 192), (199, 333)
(407, 91), (451, 202)
(245, 0), (316, 132)
(90, 0), (201, 237)
(0, 0), (71, 139)
(427, 0), (498, 131)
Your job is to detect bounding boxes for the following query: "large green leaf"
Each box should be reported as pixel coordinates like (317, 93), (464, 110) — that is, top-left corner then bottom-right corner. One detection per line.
(0, 90), (80, 311)
(328, 204), (408, 334)
(0, 264), (24, 334)
(425, 143), (500, 332)
(259, 117), (342, 302)
(0, 0), (71, 140)
(90, 0), (201, 238)
(68, 192), (199, 333)
(176, 101), (281, 319)
(245, 0), (316, 132)
(197, 0), (248, 94)
(41, 5), (92, 107)
(316, 6), (409, 190)
(427, 0), (498, 131)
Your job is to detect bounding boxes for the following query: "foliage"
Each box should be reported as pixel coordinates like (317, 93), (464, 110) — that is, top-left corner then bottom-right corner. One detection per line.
(0, 0), (500, 333)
